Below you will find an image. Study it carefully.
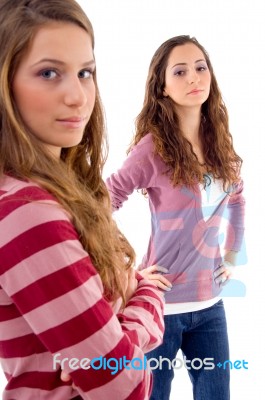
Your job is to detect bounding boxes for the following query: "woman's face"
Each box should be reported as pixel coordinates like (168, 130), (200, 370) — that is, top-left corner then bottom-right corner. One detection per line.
(12, 22), (96, 158)
(163, 43), (211, 113)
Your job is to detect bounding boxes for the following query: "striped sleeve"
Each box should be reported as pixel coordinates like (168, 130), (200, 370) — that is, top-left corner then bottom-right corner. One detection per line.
(0, 181), (164, 400)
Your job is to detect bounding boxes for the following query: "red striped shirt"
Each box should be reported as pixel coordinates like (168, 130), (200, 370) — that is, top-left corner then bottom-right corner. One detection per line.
(0, 175), (164, 399)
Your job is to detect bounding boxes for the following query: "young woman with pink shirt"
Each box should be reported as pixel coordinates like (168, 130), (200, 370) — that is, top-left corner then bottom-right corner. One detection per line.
(0, 1), (164, 399)
(106, 35), (245, 400)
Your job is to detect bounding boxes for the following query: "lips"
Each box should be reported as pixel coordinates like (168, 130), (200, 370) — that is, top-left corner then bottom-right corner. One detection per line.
(187, 89), (203, 95)
(57, 117), (85, 123)
(56, 116), (86, 128)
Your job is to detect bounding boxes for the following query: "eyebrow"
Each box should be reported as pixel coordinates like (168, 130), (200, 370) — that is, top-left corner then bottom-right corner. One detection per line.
(171, 59), (206, 69)
(32, 58), (96, 68)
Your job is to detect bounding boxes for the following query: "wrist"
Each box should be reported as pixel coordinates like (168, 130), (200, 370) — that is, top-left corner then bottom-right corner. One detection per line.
(224, 250), (238, 266)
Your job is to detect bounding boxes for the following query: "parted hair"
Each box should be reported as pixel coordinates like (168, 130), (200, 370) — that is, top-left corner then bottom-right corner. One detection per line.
(130, 35), (242, 189)
(0, 0), (135, 304)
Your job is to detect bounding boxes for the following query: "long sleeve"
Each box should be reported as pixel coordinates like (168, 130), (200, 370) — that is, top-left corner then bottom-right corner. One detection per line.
(224, 179), (245, 252)
(0, 177), (164, 400)
(106, 134), (158, 210)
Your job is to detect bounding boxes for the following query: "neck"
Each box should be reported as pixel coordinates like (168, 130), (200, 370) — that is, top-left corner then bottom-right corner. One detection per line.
(176, 107), (202, 144)
(176, 106), (206, 167)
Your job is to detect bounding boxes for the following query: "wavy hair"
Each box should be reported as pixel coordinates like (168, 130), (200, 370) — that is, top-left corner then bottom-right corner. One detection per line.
(131, 35), (242, 189)
(0, 0), (135, 304)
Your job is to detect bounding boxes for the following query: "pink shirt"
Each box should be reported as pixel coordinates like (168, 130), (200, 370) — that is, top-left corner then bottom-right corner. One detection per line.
(106, 133), (245, 303)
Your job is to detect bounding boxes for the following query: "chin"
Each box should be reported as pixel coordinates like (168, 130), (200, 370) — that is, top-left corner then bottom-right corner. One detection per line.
(64, 138), (84, 148)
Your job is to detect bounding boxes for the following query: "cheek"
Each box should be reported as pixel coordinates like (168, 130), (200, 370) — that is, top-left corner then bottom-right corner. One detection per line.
(15, 86), (51, 121)
(12, 86), (49, 140)
(206, 73), (211, 87)
(164, 77), (180, 96)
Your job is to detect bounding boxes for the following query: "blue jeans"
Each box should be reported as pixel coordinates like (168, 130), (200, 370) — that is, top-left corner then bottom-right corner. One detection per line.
(146, 300), (230, 400)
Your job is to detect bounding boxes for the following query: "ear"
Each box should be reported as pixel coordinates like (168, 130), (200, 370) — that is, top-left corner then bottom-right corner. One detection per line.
(163, 88), (168, 97)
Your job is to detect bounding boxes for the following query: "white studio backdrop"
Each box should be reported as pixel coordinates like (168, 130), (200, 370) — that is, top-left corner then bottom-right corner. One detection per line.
(1, 0), (264, 398)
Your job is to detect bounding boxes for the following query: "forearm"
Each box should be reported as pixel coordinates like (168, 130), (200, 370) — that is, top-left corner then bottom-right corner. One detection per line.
(118, 272), (164, 353)
(225, 179), (245, 251)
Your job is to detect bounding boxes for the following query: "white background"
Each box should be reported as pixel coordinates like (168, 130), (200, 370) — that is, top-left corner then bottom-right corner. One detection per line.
(1, 0), (264, 398)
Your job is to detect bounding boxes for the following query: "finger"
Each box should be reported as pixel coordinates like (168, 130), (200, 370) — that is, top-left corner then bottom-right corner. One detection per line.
(146, 274), (172, 289)
(60, 371), (72, 382)
(143, 272), (172, 285)
(145, 265), (168, 274)
(213, 266), (226, 279)
(215, 274), (227, 284)
(220, 277), (230, 287)
(144, 265), (158, 273)
(154, 265), (168, 273)
(138, 268), (158, 280)
(153, 280), (172, 291)
(154, 274), (172, 288)
(215, 270), (232, 285)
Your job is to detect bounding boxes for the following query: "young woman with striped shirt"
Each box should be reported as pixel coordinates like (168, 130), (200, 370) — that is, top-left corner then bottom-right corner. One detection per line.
(0, 1), (164, 399)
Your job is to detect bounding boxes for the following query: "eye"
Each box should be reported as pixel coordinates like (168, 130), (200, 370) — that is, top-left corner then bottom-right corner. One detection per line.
(40, 69), (58, 80)
(197, 65), (208, 72)
(78, 69), (94, 79)
(174, 69), (186, 76)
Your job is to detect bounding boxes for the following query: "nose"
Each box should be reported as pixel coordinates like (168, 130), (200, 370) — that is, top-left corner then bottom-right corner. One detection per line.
(63, 76), (87, 107)
(188, 68), (200, 84)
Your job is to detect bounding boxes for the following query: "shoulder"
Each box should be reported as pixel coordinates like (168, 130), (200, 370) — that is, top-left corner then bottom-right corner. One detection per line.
(133, 132), (154, 150)
(0, 176), (80, 275)
(0, 175), (72, 233)
(0, 175), (55, 202)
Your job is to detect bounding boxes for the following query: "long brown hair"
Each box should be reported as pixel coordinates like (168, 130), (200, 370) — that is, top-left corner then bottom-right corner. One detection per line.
(0, 0), (135, 304)
(131, 35), (242, 189)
